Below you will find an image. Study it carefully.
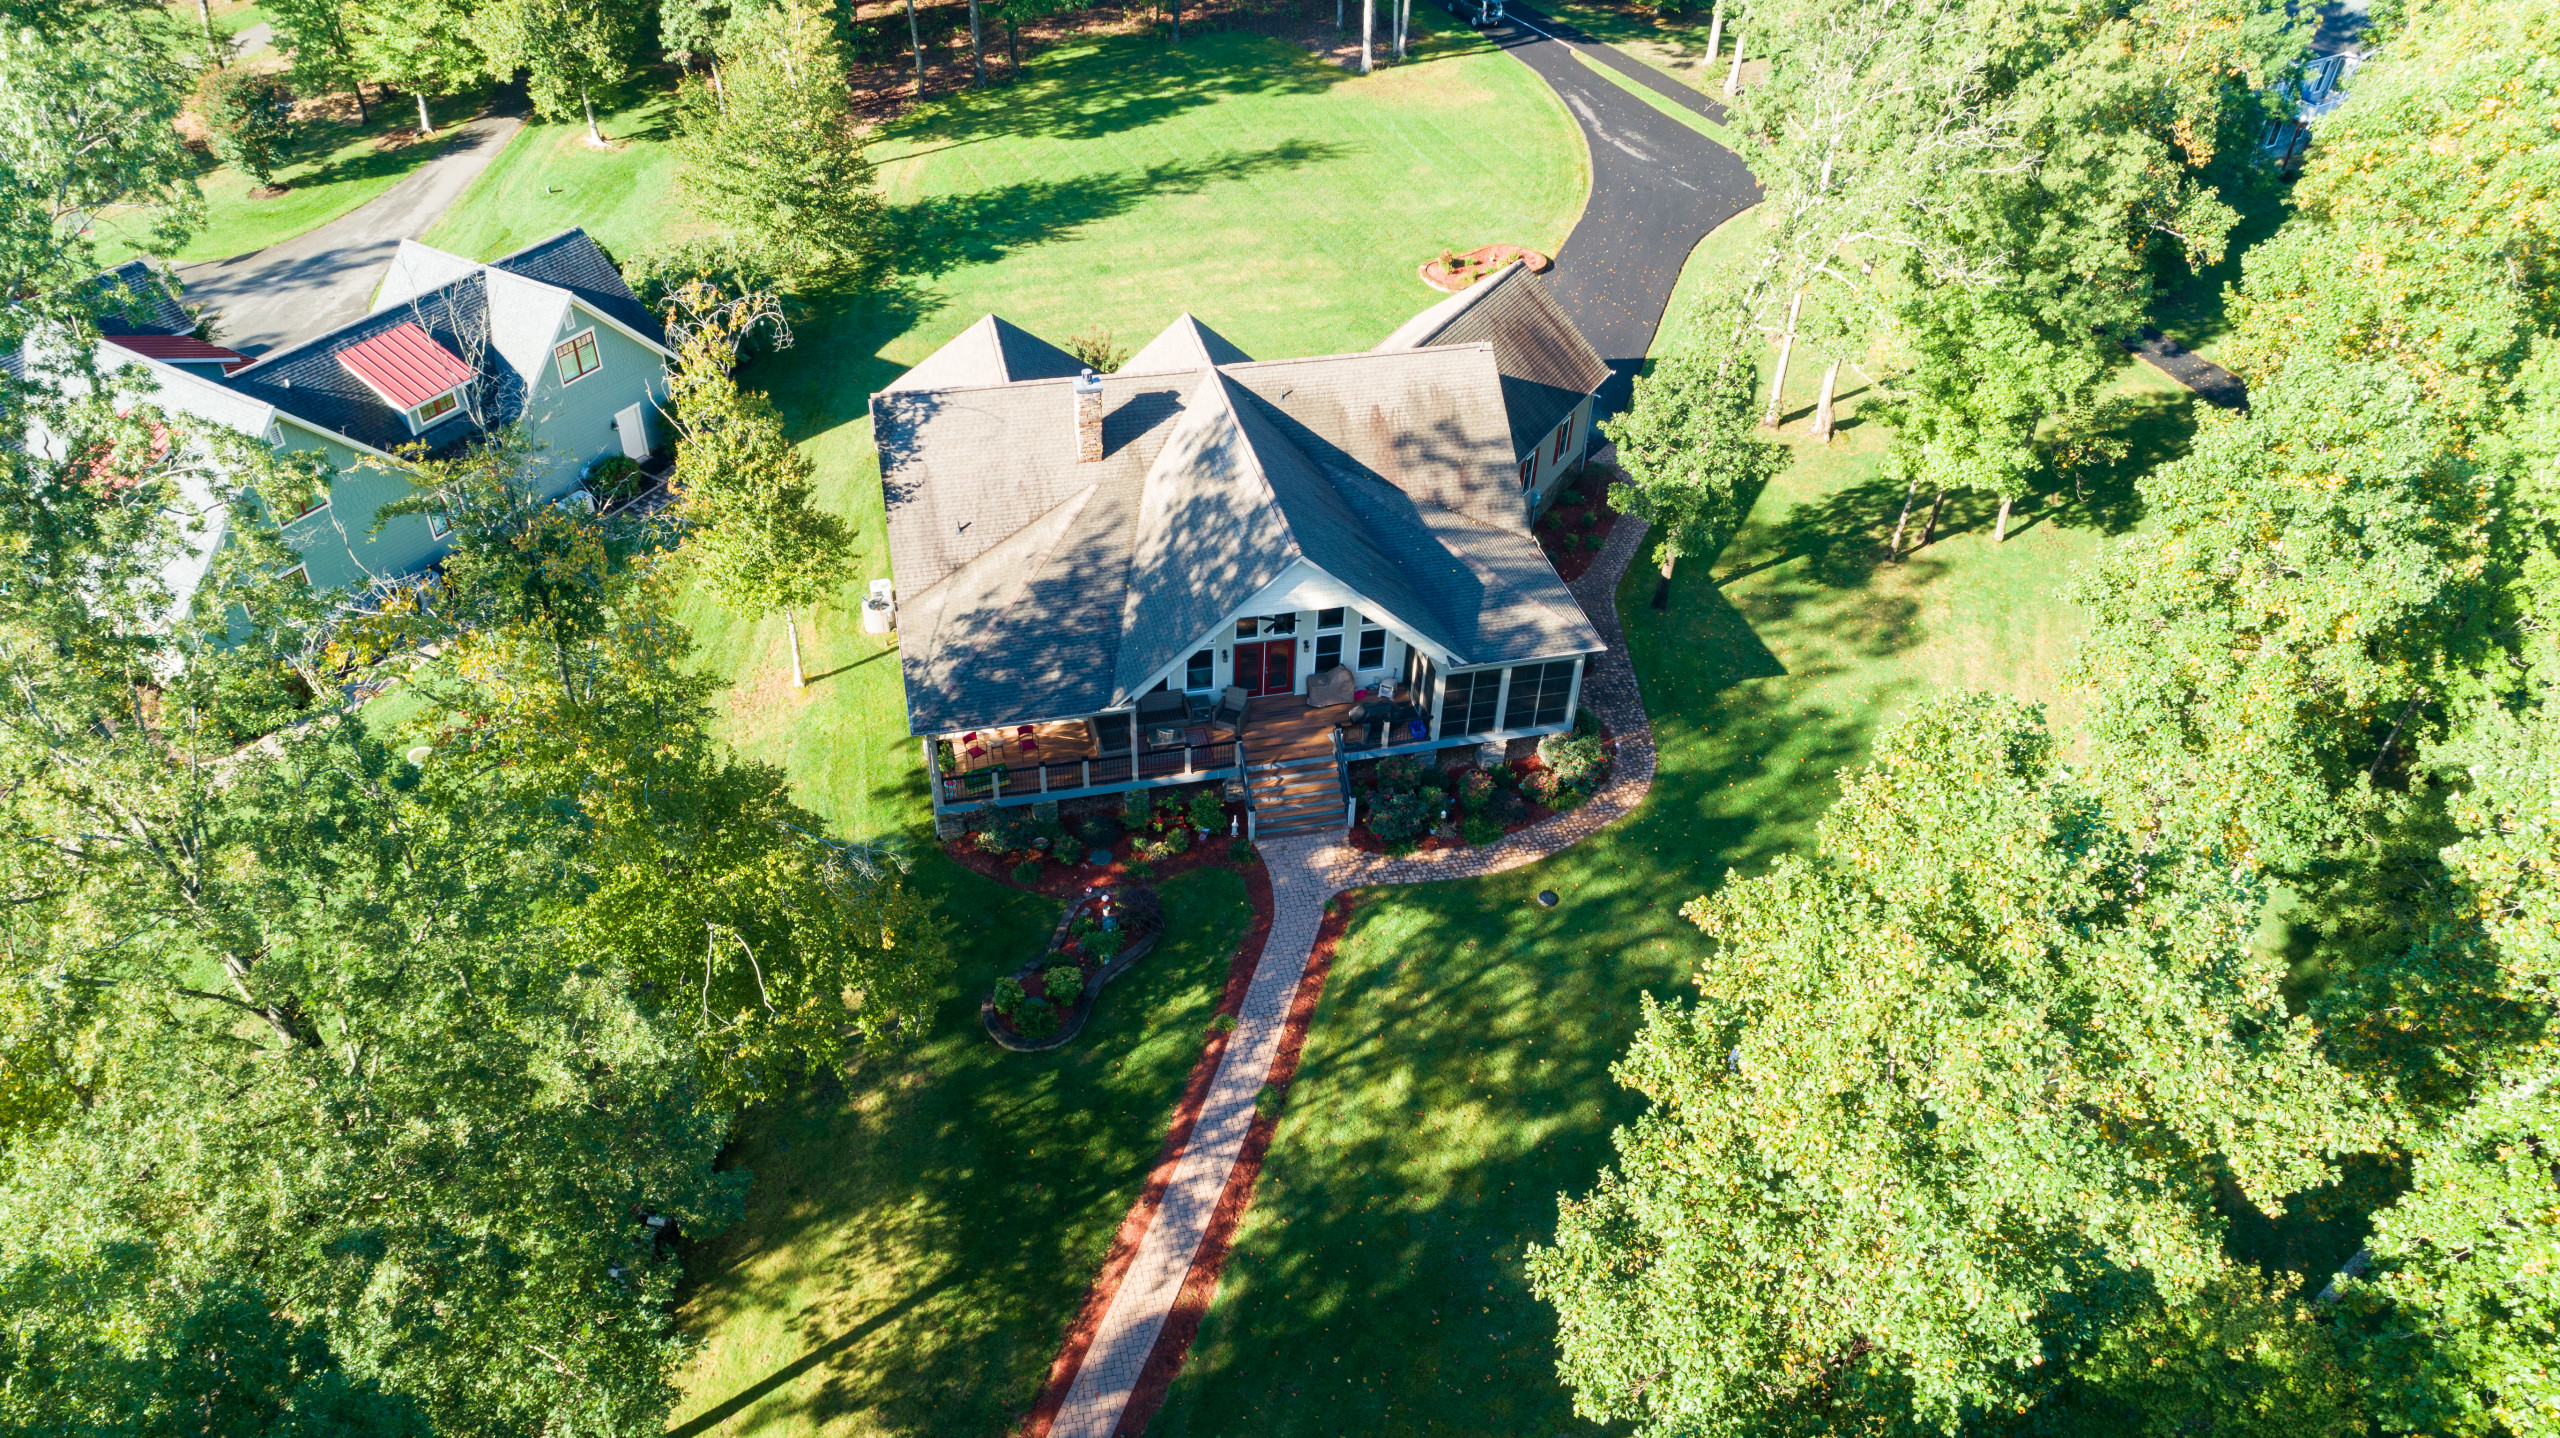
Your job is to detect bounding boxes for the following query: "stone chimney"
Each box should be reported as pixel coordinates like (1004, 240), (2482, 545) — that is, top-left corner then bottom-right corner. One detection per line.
(1073, 369), (1104, 464)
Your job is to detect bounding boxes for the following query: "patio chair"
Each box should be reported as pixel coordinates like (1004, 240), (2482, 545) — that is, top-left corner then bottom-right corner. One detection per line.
(1208, 684), (1249, 739)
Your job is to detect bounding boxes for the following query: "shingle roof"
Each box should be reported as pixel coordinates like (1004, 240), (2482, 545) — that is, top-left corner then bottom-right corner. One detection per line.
(101, 334), (249, 372)
(337, 322), (476, 409)
(1122, 314), (1254, 375)
(489, 230), (667, 348)
(82, 261), (194, 337)
(1372, 262), (1610, 459)
(885, 314), (1087, 393)
(876, 320), (1603, 736)
(225, 276), (520, 454)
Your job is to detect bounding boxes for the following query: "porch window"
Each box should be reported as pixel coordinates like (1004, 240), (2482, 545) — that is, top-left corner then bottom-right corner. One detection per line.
(1314, 632), (1342, 672)
(1185, 648), (1214, 690)
(1443, 668), (1502, 736)
(1357, 625), (1386, 670)
(1317, 607), (1344, 630)
(1504, 660), (1576, 729)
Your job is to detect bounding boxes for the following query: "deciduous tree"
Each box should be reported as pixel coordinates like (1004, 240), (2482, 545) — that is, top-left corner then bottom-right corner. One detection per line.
(351, 0), (481, 135)
(469, 0), (645, 143)
(674, 0), (882, 281)
(1603, 330), (1783, 610)
(198, 69), (298, 190)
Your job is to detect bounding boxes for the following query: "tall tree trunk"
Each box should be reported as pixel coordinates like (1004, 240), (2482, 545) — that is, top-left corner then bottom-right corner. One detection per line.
(351, 81), (369, 124)
(907, 0), (924, 91)
(1724, 26), (1744, 94)
(1993, 493), (2013, 542)
(581, 87), (600, 143)
(1337, 0), (1344, 27)
(968, 0), (986, 82)
(1920, 487), (1946, 549)
(1653, 552), (1674, 610)
(1008, 20), (1019, 72)
(1396, 0), (1407, 59)
(1171, 0), (1180, 41)
(1704, 1), (1725, 75)
(1762, 290), (1803, 428)
(1886, 475), (1919, 561)
(198, 0), (221, 66)
(787, 609), (806, 689)
(1362, 0), (1373, 72)
(415, 90), (435, 137)
(1809, 360), (1839, 442)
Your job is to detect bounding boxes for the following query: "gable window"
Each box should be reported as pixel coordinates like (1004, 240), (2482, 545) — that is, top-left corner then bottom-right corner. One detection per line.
(1185, 648), (1215, 690)
(1317, 607), (1344, 631)
(1314, 632), (1342, 672)
(1442, 668), (1502, 736)
(413, 390), (460, 428)
(1552, 416), (1573, 463)
(1520, 457), (1535, 490)
(1357, 625), (1386, 670)
(1503, 660), (1576, 729)
(554, 329), (601, 385)
(1235, 617), (1259, 639)
(278, 564), (308, 587)
(1264, 612), (1298, 635)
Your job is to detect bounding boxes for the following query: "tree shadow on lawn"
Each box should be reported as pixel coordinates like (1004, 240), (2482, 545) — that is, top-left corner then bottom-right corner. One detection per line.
(878, 30), (1345, 154)
(671, 863), (1253, 1437)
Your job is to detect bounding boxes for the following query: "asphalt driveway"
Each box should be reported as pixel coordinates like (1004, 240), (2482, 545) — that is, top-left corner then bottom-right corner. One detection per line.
(1486, 2), (1761, 412)
(176, 103), (523, 358)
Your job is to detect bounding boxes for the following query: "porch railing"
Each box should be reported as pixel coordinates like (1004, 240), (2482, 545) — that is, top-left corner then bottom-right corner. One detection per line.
(930, 735), (1245, 810)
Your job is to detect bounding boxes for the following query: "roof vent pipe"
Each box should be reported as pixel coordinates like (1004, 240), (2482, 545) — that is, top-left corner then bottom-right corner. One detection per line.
(1072, 369), (1104, 464)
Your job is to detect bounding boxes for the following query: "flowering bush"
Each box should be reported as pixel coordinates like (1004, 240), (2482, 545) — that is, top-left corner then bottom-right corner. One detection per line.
(1378, 755), (1425, 792)
(1368, 787), (1436, 844)
(1538, 731), (1609, 791)
(1458, 769), (1496, 806)
(1522, 768), (1562, 805)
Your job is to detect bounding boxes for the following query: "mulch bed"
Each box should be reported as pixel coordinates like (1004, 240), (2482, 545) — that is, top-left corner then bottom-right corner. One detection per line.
(1420, 243), (1553, 293)
(1535, 472), (1624, 583)
(1019, 858), (1279, 1438)
(941, 797), (1255, 900)
(1341, 740), (1617, 854)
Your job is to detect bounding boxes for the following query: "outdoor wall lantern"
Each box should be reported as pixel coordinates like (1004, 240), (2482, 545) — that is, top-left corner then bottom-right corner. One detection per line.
(1302, 639), (1311, 652)
(1220, 649), (1229, 661)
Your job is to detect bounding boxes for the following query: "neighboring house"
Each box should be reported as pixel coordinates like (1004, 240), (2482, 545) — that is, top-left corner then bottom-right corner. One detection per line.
(68, 229), (671, 597)
(875, 267), (1610, 834)
(2261, 0), (2371, 166)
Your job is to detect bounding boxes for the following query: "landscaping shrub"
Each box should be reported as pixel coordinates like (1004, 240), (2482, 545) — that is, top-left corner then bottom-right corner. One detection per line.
(1071, 914), (1129, 963)
(1539, 731), (1609, 790)
(1367, 787), (1435, 844)
(1521, 768), (1563, 805)
(1574, 705), (1602, 738)
(1187, 789), (1225, 832)
(1378, 755), (1424, 792)
(1041, 964), (1086, 1003)
(1461, 813), (1505, 846)
(584, 454), (646, 502)
(1126, 860), (1157, 881)
(1075, 814), (1120, 848)
(1122, 789), (1155, 826)
(1458, 768), (1496, 806)
(1228, 837), (1259, 864)
(988, 811), (1042, 854)
(1489, 788), (1529, 824)
(1011, 996), (1060, 1037)
(1010, 860), (1042, 885)
(992, 975), (1029, 1018)
(973, 828), (1012, 856)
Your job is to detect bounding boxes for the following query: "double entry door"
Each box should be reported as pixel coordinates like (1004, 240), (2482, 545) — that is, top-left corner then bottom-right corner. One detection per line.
(1233, 639), (1296, 697)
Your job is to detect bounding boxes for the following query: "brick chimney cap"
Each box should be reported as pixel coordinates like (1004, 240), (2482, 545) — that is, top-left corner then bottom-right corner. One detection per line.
(1073, 368), (1102, 393)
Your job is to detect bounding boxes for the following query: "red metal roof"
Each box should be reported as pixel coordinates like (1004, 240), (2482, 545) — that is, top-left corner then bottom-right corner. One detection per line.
(335, 322), (475, 410)
(101, 334), (251, 374)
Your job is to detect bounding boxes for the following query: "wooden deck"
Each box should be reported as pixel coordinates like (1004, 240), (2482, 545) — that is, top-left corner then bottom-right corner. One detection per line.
(1238, 700), (1354, 763)
(947, 719), (1099, 776)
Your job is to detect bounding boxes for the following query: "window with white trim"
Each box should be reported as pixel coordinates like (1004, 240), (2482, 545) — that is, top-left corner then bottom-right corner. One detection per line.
(1503, 660), (1575, 729)
(1314, 632), (1342, 672)
(1185, 648), (1215, 690)
(413, 390), (459, 428)
(1441, 668), (1502, 736)
(1356, 625), (1386, 670)
(554, 329), (601, 384)
(278, 564), (308, 587)
(1519, 456), (1535, 490)
(1552, 414), (1573, 462)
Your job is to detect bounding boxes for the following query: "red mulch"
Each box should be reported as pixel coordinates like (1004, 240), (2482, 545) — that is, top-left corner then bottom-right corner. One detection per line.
(1420, 243), (1553, 293)
(1112, 890), (1358, 1436)
(942, 799), (1253, 899)
(1536, 482), (1623, 583)
(1017, 860), (1276, 1438)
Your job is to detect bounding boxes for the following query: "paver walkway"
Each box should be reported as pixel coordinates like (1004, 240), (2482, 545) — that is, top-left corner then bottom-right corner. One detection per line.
(1040, 493), (1656, 1438)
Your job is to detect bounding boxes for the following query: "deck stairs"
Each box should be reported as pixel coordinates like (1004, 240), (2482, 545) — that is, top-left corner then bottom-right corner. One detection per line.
(1248, 752), (1345, 839)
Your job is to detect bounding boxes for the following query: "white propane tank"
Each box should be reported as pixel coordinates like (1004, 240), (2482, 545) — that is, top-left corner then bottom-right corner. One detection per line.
(862, 577), (895, 635)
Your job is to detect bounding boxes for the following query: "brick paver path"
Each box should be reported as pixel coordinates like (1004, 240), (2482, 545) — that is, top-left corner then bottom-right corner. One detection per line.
(1045, 493), (1655, 1438)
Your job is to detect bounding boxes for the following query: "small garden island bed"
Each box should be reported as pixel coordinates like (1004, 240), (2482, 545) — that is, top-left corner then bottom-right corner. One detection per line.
(983, 884), (1167, 1053)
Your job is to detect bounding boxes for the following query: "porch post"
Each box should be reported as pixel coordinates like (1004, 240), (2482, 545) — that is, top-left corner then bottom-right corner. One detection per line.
(1491, 666), (1514, 735)
(1563, 656), (1585, 729)
(923, 737), (941, 811)
(1082, 758), (1091, 789)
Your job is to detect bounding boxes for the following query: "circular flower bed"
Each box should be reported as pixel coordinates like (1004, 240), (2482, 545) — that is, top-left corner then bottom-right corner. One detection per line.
(1420, 243), (1553, 293)
(983, 884), (1165, 1052)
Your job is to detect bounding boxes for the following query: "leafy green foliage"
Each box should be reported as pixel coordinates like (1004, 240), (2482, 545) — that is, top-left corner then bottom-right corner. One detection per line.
(1366, 787), (1434, 844)
(265, 0), (366, 115)
(197, 69), (298, 189)
(1606, 340), (1779, 584)
(467, 0), (643, 135)
(0, 0), (201, 294)
(349, 0), (481, 132)
(673, 0), (883, 281)
(1531, 695), (2362, 1436)
(1042, 963), (1086, 1002)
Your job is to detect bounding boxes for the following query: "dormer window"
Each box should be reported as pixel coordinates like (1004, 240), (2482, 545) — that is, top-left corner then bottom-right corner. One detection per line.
(554, 328), (600, 384)
(413, 390), (460, 427)
(337, 322), (477, 436)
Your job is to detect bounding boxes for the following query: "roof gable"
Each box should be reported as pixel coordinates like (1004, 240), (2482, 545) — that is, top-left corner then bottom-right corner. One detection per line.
(886, 314), (1087, 393)
(1122, 314), (1254, 375)
(489, 229), (667, 348)
(1371, 263), (1609, 457)
(83, 261), (194, 338)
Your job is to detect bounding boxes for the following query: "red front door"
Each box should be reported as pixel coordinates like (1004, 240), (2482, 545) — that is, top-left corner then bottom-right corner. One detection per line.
(1235, 640), (1296, 697)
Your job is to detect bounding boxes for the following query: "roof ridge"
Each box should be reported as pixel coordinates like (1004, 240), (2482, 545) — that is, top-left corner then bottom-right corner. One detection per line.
(227, 271), (489, 376)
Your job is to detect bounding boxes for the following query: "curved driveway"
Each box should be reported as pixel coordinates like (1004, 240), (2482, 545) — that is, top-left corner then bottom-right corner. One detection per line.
(1492, 3), (1761, 411)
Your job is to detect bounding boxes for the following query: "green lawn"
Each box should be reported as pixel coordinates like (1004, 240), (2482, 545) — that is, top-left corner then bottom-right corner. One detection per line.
(1145, 231), (2200, 1434)
(421, 87), (692, 264)
(90, 93), (489, 265)
(666, 863), (1252, 1437)
(1536, 0), (1727, 93)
